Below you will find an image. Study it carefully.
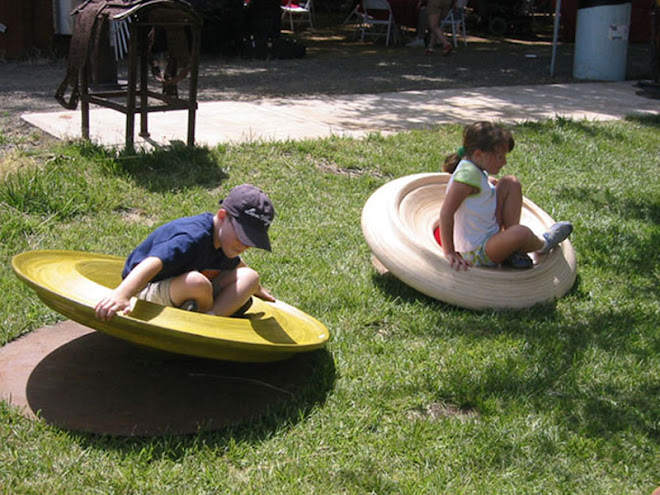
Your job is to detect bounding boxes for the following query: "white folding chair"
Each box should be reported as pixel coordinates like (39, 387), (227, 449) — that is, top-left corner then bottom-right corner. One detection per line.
(358, 0), (396, 47)
(440, 0), (467, 47)
(281, 0), (314, 31)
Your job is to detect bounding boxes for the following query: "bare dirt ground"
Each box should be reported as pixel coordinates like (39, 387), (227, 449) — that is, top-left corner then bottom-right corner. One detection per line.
(0, 15), (654, 154)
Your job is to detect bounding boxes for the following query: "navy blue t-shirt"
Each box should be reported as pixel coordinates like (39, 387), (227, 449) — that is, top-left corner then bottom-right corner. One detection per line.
(122, 213), (241, 282)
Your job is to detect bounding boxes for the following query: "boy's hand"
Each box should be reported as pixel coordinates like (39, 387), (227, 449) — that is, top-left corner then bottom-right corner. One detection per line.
(95, 291), (132, 321)
(94, 256), (161, 320)
(254, 284), (276, 302)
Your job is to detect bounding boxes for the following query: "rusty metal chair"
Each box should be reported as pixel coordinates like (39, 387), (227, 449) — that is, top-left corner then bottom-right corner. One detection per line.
(56, 0), (202, 150)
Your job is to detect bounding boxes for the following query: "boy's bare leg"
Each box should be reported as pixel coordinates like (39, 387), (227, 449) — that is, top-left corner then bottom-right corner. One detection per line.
(168, 271), (214, 312)
(210, 267), (260, 317)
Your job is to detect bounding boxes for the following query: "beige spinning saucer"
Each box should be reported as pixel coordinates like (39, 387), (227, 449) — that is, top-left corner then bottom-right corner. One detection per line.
(361, 173), (577, 310)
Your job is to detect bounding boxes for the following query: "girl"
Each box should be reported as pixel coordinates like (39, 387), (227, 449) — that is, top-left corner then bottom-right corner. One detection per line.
(439, 122), (573, 271)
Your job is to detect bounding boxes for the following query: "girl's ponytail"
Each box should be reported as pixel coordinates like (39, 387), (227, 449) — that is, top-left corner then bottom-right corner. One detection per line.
(443, 146), (466, 173)
(443, 153), (461, 173)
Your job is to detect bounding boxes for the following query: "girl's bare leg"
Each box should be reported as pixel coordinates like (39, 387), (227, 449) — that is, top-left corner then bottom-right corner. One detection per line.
(486, 225), (544, 263)
(486, 175), (544, 263)
(495, 175), (523, 229)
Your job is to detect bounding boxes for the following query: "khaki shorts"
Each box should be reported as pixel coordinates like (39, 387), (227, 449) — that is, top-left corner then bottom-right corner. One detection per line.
(136, 278), (174, 307)
(135, 274), (228, 308)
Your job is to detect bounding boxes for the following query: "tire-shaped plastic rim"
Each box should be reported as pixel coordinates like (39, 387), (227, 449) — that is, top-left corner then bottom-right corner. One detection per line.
(361, 173), (577, 310)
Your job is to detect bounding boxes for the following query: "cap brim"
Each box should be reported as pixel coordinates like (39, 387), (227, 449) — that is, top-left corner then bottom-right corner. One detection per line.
(230, 217), (271, 251)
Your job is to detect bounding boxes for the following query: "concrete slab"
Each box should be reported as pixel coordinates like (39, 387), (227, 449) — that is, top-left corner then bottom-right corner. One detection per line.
(22, 82), (659, 149)
(0, 320), (331, 436)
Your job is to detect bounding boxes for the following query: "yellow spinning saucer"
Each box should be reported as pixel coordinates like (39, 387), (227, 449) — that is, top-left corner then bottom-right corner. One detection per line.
(12, 250), (329, 362)
(361, 173), (577, 310)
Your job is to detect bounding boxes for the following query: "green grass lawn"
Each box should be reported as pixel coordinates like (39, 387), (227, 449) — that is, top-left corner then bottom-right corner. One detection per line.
(1, 116), (659, 494)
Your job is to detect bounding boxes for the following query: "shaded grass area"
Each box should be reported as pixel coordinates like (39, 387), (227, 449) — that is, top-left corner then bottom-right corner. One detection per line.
(0, 116), (659, 493)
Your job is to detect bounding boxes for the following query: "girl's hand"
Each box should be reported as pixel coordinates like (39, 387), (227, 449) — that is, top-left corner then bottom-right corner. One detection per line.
(445, 251), (471, 271)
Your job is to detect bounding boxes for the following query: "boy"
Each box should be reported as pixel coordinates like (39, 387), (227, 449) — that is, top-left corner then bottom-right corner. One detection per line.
(95, 184), (275, 321)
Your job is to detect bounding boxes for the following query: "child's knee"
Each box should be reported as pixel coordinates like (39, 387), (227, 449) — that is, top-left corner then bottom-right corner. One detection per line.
(186, 271), (213, 295)
(509, 224), (535, 243)
(510, 224), (545, 251)
(170, 271), (213, 310)
(236, 266), (260, 291)
(498, 175), (522, 193)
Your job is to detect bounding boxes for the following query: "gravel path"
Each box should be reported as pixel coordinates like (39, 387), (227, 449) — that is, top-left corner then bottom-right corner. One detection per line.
(0, 21), (653, 154)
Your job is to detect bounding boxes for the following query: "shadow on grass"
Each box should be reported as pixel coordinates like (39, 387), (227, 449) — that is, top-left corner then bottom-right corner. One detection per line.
(117, 143), (229, 193)
(371, 270), (441, 309)
(75, 141), (230, 193)
(371, 263), (660, 440)
(515, 117), (606, 139)
(558, 186), (660, 224)
(625, 113), (660, 127)
(370, 268), (563, 317)
(450, 304), (660, 440)
(25, 329), (335, 449)
(555, 188), (660, 300)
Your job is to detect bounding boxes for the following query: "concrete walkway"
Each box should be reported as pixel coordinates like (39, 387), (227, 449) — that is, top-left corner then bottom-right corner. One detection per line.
(22, 81), (659, 148)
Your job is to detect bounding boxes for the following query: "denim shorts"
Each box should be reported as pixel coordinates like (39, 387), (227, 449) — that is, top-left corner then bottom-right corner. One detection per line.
(461, 239), (496, 267)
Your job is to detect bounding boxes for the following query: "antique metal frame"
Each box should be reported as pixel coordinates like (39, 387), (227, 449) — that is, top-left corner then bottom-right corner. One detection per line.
(77, 1), (202, 149)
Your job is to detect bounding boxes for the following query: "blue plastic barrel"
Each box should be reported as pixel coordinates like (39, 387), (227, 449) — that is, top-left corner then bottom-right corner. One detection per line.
(573, 0), (632, 81)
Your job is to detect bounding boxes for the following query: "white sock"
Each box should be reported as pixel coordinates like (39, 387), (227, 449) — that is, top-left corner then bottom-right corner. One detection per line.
(536, 235), (550, 254)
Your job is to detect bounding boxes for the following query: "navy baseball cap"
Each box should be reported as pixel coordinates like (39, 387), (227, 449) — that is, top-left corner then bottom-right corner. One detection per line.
(220, 184), (274, 251)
